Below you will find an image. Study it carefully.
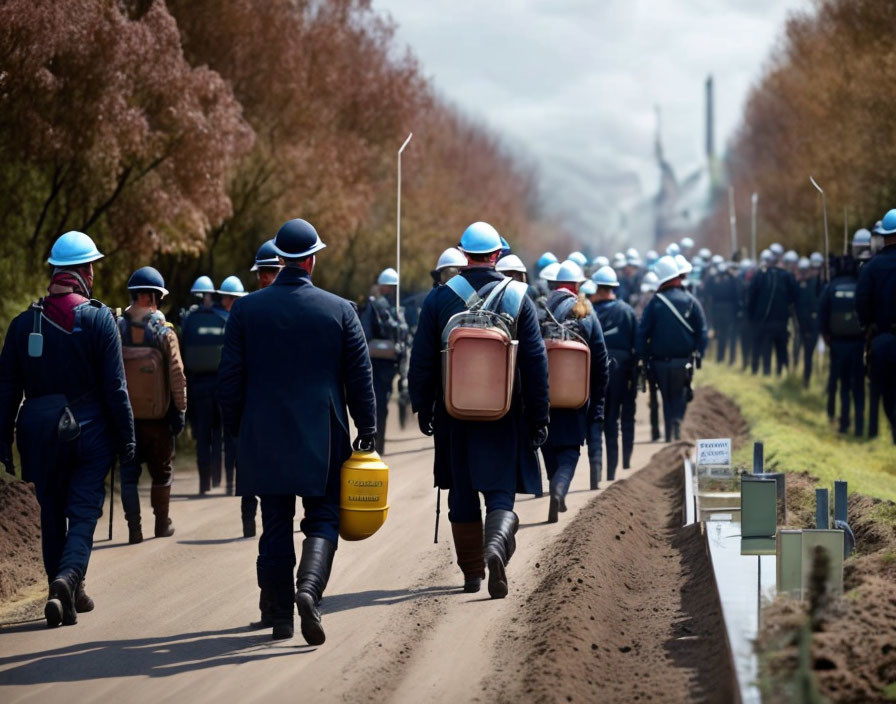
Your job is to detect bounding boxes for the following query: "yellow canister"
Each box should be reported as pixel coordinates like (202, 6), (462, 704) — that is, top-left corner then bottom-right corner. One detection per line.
(339, 450), (390, 541)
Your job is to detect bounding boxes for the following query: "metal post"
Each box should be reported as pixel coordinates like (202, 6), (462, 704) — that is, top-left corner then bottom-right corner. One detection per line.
(816, 488), (830, 529)
(750, 192), (758, 262)
(810, 177), (830, 282)
(834, 480), (848, 524)
(396, 132), (413, 312)
(752, 441), (763, 474)
(728, 186), (738, 257)
(433, 488), (441, 544)
(843, 207), (849, 256)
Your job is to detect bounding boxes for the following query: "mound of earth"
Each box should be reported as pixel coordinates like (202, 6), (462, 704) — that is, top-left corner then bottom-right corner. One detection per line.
(0, 478), (43, 603)
(488, 389), (737, 703)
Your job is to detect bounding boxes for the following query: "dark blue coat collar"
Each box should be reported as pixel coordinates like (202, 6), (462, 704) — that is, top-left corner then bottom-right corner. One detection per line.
(273, 267), (313, 287)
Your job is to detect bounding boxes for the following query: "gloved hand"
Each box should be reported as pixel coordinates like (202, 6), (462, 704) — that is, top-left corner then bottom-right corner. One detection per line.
(352, 434), (377, 452)
(0, 442), (15, 476)
(417, 408), (434, 437)
(169, 410), (186, 437)
(530, 425), (549, 449)
(120, 442), (137, 465)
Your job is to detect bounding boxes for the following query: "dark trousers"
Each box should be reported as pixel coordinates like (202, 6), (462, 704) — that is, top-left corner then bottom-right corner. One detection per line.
(222, 431), (236, 492)
(827, 339), (865, 436)
(714, 304), (738, 364)
(120, 419), (175, 522)
(257, 465), (341, 574)
(740, 320), (754, 370)
(541, 445), (580, 491)
(753, 321), (789, 376)
(590, 366), (635, 480)
(869, 334), (896, 444)
(372, 361), (396, 455)
(651, 359), (689, 441)
(190, 391), (221, 493)
(19, 408), (113, 583)
(869, 382), (881, 439)
(798, 327), (818, 388)
(648, 372), (661, 440)
(241, 495), (258, 521)
(446, 450), (515, 523)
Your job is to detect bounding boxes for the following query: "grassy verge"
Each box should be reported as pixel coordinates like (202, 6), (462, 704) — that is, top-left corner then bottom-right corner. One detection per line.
(696, 360), (896, 503)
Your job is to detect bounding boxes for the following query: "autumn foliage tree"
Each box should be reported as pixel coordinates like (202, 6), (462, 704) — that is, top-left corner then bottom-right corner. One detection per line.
(709, 0), (896, 257)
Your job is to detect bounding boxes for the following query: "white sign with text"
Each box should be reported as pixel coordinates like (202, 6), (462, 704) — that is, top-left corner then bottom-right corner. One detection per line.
(696, 438), (731, 466)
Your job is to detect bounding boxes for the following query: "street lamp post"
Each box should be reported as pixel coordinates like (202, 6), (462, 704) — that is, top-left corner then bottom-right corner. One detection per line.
(750, 192), (758, 262)
(396, 132), (413, 312)
(809, 177), (830, 282)
(728, 186), (738, 257)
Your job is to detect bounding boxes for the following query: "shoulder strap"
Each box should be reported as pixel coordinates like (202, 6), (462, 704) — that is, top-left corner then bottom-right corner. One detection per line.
(445, 275), (481, 309)
(549, 294), (578, 322)
(481, 277), (512, 312)
(499, 280), (528, 319)
(655, 292), (695, 334)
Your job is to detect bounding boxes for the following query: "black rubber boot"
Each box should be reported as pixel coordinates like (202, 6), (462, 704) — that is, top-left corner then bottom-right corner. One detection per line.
(250, 566), (273, 629)
(483, 510), (519, 599)
(672, 422), (681, 441)
(243, 519), (256, 539)
(547, 477), (568, 524)
(451, 521), (485, 593)
(269, 567), (295, 640)
(295, 537), (336, 646)
(151, 486), (175, 538)
(74, 580), (94, 613)
(128, 519), (143, 545)
(45, 569), (78, 628)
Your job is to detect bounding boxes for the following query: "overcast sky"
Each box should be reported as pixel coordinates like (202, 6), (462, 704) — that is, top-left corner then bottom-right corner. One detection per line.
(375, 0), (811, 243)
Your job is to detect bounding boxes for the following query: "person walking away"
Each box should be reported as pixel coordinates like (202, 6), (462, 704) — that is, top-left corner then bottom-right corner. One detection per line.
(408, 222), (549, 597)
(118, 267), (187, 543)
(181, 277), (226, 494)
(819, 256), (865, 436)
(795, 256), (823, 388)
(856, 209), (896, 444)
(705, 261), (740, 365)
(216, 276), (246, 494)
(590, 266), (636, 485)
(360, 268), (407, 455)
(218, 218), (377, 643)
(0, 231), (135, 627)
(240, 241), (282, 539)
(636, 256), (708, 442)
(748, 249), (798, 376)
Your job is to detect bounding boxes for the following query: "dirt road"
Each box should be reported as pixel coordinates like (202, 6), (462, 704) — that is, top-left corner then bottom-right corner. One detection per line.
(0, 401), (662, 703)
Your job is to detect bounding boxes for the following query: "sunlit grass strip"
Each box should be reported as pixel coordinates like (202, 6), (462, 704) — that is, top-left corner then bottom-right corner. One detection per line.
(696, 359), (896, 503)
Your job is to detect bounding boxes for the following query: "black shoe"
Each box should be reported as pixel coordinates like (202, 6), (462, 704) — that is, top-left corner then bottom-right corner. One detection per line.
(128, 522), (143, 545)
(486, 553), (508, 599)
(483, 510), (518, 600)
(296, 592), (325, 645)
(74, 581), (94, 613)
(46, 573), (77, 627)
(272, 621), (294, 640)
(547, 496), (559, 524)
(463, 577), (482, 593)
(242, 519), (256, 538)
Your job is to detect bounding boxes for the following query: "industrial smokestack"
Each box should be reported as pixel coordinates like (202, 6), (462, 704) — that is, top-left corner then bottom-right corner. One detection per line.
(705, 75), (714, 161)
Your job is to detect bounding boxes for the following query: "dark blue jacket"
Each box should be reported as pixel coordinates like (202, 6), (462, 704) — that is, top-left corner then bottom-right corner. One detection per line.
(704, 271), (741, 325)
(796, 275), (823, 331)
(819, 275), (863, 341)
(408, 267), (549, 494)
(544, 290), (609, 448)
(595, 298), (637, 361)
(747, 266), (798, 324)
(636, 284), (708, 360)
(0, 300), (134, 451)
(856, 244), (896, 334)
(217, 267), (376, 497)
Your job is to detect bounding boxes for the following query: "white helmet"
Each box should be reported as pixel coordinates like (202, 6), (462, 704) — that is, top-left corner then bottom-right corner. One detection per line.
(592, 265), (620, 287)
(654, 256), (680, 285)
(496, 254), (526, 273)
(760, 249), (773, 263)
(592, 255), (610, 268)
(555, 259), (585, 283)
(666, 243), (681, 256)
(810, 252), (824, 268)
(377, 267), (399, 285)
(539, 261), (561, 281)
(436, 247), (467, 271)
(739, 258), (753, 270)
(698, 247), (711, 260)
(680, 237), (695, 251)
(798, 256), (810, 270)
(580, 279), (597, 296)
(640, 270), (659, 293)
(783, 250), (799, 264)
(674, 254), (693, 275)
(710, 254), (724, 265)
(769, 242), (784, 257)
(567, 251), (588, 268)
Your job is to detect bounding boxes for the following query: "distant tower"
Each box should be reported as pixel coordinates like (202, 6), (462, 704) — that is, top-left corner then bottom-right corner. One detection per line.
(705, 75), (720, 190)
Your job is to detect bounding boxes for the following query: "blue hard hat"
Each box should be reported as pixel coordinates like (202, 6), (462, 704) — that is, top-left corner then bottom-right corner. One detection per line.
(592, 265), (619, 287)
(272, 219), (326, 259)
(218, 275), (246, 297)
(592, 255), (610, 269)
(536, 252), (558, 269)
(568, 251), (588, 268)
(499, 236), (511, 258)
(879, 209), (896, 235)
(48, 231), (104, 267)
(127, 266), (168, 297)
(555, 260), (585, 283)
(580, 280), (597, 296)
(190, 276), (215, 295)
(377, 267), (399, 285)
(251, 239), (281, 271)
(458, 221), (502, 254)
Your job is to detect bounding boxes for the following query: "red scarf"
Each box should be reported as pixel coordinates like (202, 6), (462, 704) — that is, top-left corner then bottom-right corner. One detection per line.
(43, 266), (93, 331)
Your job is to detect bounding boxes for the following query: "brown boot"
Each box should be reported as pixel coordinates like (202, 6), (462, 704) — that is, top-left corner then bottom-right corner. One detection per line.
(74, 580), (95, 613)
(151, 485), (175, 538)
(451, 521), (485, 593)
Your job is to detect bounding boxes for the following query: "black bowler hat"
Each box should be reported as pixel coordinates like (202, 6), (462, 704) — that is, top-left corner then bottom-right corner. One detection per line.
(271, 219), (327, 259)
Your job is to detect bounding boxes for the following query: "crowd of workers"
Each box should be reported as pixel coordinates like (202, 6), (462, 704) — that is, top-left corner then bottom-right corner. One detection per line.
(0, 208), (893, 644)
